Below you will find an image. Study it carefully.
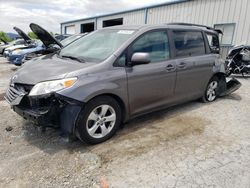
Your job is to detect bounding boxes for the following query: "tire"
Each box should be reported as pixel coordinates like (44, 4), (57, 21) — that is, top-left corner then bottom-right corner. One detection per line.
(202, 76), (220, 102)
(75, 96), (122, 144)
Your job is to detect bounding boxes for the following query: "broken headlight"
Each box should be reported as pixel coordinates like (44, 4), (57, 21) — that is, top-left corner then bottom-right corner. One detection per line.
(29, 77), (77, 96)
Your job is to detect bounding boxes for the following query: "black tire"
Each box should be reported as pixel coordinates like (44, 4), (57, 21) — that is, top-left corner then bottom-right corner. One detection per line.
(75, 96), (122, 144)
(201, 76), (220, 103)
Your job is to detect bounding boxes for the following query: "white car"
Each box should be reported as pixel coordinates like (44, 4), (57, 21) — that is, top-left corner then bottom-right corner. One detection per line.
(1, 26), (32, 55)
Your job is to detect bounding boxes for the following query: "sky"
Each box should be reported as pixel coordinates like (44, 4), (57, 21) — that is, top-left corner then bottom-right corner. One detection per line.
(0, 0), (172, 34)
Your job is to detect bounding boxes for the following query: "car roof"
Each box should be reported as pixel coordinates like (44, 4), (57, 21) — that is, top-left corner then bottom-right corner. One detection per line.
(101, 23), (220, 35)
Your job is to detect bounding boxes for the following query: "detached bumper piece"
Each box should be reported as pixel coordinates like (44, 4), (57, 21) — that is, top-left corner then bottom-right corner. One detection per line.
(219, 78), (241, 97)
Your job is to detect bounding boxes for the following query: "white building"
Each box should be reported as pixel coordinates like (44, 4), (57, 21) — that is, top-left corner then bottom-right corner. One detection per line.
(61, 0), (250, 57)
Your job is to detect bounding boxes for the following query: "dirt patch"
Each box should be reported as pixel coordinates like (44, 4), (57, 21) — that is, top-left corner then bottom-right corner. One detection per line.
(92, 115), (209, 165)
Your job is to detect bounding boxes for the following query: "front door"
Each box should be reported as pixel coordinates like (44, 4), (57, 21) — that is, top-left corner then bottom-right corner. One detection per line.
(126, 30), (176, 116)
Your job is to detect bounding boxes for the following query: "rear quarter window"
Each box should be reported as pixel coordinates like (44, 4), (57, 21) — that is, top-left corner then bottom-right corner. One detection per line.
(205, 32), (220, 54)
(173, 31), (205, 58)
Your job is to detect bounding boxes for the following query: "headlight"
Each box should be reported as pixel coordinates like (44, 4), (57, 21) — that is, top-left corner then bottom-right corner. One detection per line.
(13, 49), (22, 55)
(29, 77), (77, 96)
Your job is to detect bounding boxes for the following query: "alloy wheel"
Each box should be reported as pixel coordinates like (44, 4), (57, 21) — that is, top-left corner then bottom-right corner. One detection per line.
(206, 81), (218, 101)
(86, 105), (116, 139)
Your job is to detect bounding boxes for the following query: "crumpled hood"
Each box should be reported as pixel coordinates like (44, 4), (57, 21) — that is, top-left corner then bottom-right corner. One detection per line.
(13, 54), (96, 85)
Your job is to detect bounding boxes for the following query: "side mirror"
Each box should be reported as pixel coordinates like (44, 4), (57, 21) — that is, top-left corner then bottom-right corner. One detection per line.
(129, 52), (151, 66)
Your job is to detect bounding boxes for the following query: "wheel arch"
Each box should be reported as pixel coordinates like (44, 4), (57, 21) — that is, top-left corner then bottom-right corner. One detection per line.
(211, 72), (227, 95)
(84, 93), (128, 124)
(212, 72), (226, 80)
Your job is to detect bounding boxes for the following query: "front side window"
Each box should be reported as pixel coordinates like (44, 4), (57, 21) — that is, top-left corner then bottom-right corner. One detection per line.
(115, 53), (126, 67)
(173, 31), (205, 57)
(130, 31), (170, 63)
(60, 29), (136, 62)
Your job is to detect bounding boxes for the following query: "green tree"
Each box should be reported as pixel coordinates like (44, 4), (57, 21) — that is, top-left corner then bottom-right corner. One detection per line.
(0, 31), (12, 43)
(28, 32), (38, 39)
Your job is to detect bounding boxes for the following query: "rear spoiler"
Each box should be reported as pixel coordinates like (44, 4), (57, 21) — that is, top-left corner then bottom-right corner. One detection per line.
(167, 22), (223, 34)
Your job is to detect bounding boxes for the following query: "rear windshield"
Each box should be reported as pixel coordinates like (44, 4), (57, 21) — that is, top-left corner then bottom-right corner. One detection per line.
(60, 29), (136, 62)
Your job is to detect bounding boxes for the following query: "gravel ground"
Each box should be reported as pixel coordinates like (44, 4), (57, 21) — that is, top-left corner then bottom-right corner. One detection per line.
(0, 56), (250, 188)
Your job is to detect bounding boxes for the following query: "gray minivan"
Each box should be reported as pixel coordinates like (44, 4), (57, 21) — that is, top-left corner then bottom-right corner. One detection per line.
(5, 23), (241, 144)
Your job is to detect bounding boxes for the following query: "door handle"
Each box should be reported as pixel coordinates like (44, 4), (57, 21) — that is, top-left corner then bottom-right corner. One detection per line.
(166, 64), (175, 71)
(178, 62), (187, 69)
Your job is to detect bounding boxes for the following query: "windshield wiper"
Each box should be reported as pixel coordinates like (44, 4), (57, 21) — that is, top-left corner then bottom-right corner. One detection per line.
(61, 55), (85, 63)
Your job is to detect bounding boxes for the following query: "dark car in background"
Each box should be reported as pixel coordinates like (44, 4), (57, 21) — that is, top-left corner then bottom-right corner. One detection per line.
(5, 23), (241, 144)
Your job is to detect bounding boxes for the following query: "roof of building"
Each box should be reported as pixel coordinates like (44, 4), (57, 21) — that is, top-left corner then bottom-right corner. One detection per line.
(61, 0), (191, 25)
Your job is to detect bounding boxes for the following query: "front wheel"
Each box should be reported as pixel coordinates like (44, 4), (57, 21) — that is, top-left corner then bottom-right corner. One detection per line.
(202, 76), (220, 102)
(75, 96), (122, 144)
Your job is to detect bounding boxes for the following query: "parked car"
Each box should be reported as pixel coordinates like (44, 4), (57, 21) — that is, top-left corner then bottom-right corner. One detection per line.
(7, 40), (45, 65)
(0, 39), (26, 54)
(3, 27), (35, 58)
(3, 27), (34, 58)
(1, 26), (33, 55)
(5, 23), (241, 144)
(21, 24), (87, 64)
(6, 23), (62, 65)
(0, 39), (6, 46)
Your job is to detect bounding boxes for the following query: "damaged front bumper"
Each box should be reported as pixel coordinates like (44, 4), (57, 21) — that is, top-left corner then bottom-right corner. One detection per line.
(5, 84), (83, 134)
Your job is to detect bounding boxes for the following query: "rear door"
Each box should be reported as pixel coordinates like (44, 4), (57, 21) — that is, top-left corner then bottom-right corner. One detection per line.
(125, 30), (176, 116)
(170, 30), (214, 101)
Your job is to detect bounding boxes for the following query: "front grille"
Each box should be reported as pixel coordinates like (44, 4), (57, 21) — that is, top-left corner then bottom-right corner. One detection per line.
(5, 84), (33, 104)
(5, 86), (22, 103)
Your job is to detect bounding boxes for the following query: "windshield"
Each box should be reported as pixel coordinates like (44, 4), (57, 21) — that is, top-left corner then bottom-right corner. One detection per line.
(59, 29), (136, 62)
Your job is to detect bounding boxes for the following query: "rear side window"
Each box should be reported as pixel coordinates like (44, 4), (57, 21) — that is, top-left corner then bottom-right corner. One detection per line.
(130, 31), (170, 63)
(206, 33), (220, 54)
(173, 31), (205, 57)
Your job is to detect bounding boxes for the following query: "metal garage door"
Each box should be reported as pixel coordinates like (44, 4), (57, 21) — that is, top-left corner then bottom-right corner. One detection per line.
(65, 25), (75, 34)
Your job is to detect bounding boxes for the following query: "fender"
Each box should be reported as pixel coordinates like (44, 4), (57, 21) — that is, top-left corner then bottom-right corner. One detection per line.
(57, 78), (130, 118)
(213, 58), (226, 74)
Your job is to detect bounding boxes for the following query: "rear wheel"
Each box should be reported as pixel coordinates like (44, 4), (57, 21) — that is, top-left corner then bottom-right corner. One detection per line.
(202, 76), (219, 102)
(76, 96), (122, 144)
